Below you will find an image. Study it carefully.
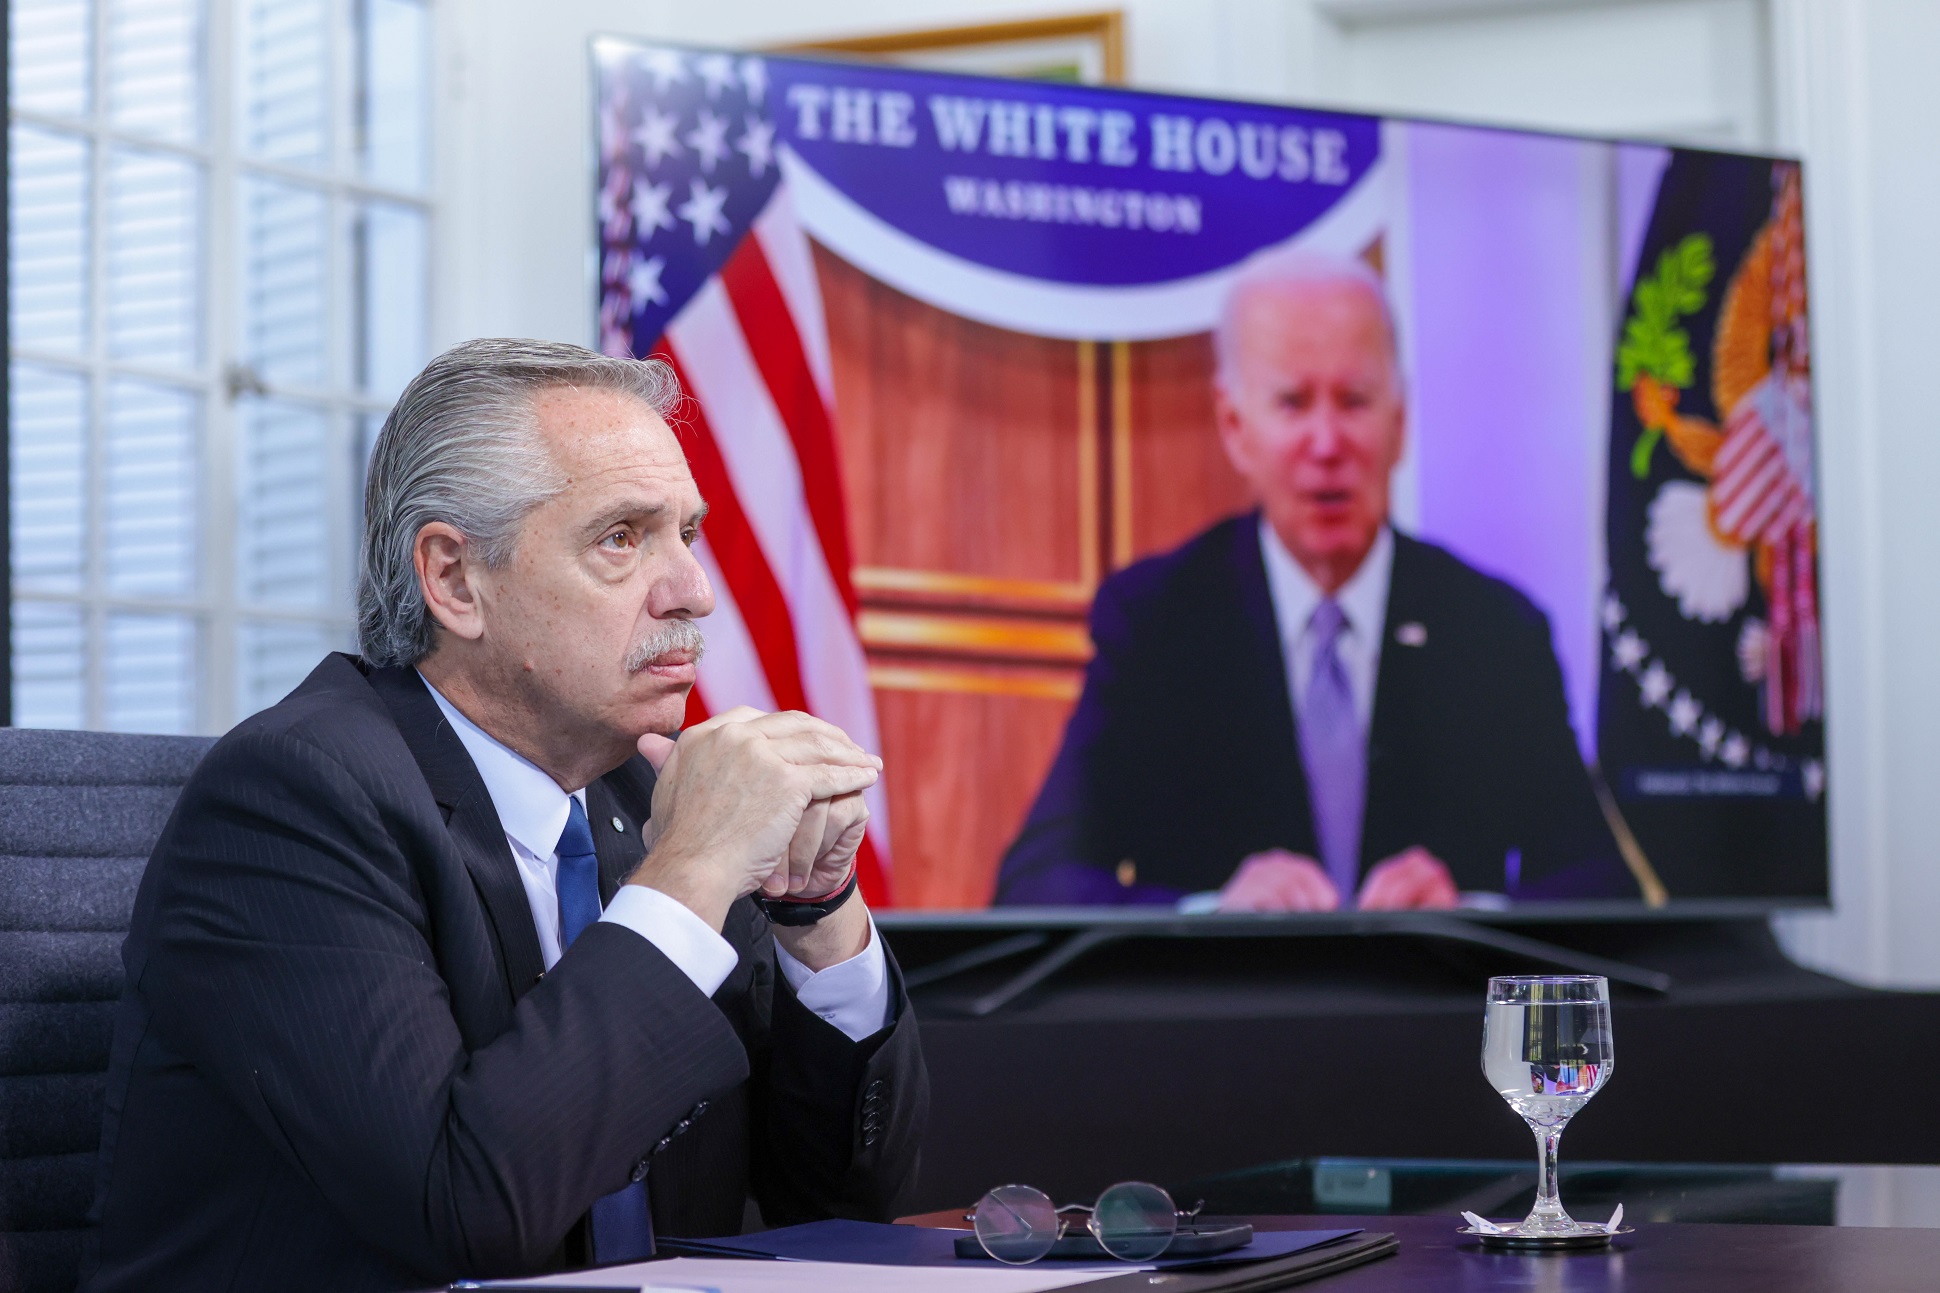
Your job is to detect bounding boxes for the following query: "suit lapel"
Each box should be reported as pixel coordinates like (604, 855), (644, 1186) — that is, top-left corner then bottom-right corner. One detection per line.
(367, 665), (547, 1001)
(1365, 534), (1430, 865)
(1228, 516), (1316, 850)
(589, 757), (656, 904)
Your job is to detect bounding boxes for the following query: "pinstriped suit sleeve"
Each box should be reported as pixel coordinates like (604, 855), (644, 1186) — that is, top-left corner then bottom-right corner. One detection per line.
(732, 905), (928, 1228)
(133, 728), (751, 1280)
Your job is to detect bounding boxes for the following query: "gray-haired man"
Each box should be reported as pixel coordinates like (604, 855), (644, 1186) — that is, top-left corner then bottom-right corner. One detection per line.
(82, 340), (928, 1292)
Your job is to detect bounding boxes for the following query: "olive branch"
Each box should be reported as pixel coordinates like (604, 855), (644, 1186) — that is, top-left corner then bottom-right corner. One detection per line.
(1617, 233), (1715, 478)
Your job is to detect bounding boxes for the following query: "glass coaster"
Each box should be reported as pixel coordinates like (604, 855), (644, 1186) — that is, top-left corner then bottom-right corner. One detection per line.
(1457, 1225), (1632, 1250)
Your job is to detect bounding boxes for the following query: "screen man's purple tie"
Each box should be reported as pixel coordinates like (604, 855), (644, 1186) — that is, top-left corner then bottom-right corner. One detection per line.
(556, 797), (655, 1264)
(1299, 599), (1366, 903)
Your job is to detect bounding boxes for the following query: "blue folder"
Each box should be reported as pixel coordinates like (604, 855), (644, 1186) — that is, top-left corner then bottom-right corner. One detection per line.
(659, 1219), (1362, 1268)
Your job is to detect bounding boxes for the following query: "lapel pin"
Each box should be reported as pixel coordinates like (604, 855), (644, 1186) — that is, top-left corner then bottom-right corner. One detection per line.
(611, 816), (627, 833)
(1396, 622), (1428, 647)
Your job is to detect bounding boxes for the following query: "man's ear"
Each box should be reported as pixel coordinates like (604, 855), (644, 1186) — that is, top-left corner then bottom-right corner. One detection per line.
(414, 522), (487, 643)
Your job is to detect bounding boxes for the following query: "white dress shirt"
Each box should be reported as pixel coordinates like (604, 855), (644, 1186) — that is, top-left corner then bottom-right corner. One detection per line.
(422, 678), (892, 1042)
(1258, 518), (1395, 735)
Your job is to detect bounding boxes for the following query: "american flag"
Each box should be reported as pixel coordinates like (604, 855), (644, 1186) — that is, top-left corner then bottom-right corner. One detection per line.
(595, 44), (893, 903)
(1711, 389), (1810, 547)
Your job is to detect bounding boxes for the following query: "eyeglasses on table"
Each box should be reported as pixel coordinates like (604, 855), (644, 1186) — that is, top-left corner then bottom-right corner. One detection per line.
(965, 1181), (1214, 1264)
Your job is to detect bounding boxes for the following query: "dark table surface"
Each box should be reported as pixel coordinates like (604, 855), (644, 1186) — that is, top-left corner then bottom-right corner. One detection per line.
(1254, 1213), (1940, 1292)
(901, 1208), (1940, 1291)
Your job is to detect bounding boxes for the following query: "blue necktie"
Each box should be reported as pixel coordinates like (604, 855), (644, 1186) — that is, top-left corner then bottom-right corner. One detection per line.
(1298, 599), (1367, 903)
(555, 798), (655, 1264)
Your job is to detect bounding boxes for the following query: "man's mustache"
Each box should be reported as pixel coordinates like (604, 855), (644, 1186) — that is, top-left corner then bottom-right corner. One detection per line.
(624, 619), (707, 673)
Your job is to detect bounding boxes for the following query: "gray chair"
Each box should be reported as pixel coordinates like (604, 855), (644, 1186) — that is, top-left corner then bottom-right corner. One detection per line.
(0, 728), (215, 1293)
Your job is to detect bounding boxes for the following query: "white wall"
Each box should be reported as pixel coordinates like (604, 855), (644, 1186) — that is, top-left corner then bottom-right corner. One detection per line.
(1763, 0), (1940, 988)
(437, 0), (1940, 986)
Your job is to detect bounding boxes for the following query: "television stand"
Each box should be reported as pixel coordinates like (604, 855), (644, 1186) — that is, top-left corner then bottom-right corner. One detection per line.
(898, 913), (1675, 1016)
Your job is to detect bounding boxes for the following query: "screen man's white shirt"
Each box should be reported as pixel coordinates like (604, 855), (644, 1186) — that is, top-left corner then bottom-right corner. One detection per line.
(1258, 518), (1395, 736)
(424, 678), (891, 1041)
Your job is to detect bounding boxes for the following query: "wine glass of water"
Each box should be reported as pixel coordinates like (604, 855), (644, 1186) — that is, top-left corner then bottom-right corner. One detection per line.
(1481, 975), (1613, 1236)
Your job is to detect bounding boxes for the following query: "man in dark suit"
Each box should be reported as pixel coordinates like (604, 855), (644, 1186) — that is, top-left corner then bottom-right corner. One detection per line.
(997, 253), (1627, 910)
(82, 340), (926, 1291)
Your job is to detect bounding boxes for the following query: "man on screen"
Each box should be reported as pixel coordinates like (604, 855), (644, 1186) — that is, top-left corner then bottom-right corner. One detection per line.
(996, 251), (1628, 910)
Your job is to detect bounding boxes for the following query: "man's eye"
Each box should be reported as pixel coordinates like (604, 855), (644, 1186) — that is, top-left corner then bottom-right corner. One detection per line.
(681, 526), (699, 547)
(601, 531), (633, 550)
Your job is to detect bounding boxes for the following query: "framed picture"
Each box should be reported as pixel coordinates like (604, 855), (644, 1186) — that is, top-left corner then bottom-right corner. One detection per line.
(782, 10), (1126, 86)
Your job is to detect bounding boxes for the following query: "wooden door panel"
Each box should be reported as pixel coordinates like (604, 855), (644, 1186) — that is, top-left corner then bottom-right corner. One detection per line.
(815, 244), (1093, 593)
(873, 684), (1076, 909)
(1122, 335), (1255, 566)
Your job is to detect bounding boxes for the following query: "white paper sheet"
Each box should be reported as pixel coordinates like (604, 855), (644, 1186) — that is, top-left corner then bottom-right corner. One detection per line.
(489, 1254), (1130, 1293)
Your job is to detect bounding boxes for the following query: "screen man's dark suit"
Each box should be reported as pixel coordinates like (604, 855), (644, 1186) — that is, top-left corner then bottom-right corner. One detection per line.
(996, 516), (1629, 904)
(81, 655), (927, 1292)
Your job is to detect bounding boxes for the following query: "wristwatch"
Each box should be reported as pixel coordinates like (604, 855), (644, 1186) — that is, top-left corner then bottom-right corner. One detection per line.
(751, 863), (859, 926)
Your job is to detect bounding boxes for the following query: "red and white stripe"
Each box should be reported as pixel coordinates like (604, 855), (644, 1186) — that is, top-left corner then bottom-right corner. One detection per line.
(1712, 401), (1809, 546)
(657, 183), (894, 902)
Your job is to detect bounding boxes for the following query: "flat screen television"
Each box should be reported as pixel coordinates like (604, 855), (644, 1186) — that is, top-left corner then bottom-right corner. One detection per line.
(592, 38), (1825, 922)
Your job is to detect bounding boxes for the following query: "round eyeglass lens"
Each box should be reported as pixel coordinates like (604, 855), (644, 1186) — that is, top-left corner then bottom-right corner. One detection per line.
(1091, 1181), (1178, 1262)
(974, 1184), (1061, 1265)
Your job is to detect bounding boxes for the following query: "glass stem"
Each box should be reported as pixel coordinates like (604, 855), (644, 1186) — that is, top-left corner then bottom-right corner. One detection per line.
(1529, 1125), (1569, 1228)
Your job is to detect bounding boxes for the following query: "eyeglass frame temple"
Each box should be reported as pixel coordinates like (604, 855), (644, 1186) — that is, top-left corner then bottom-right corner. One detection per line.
(963, 1190), (1206, 1227)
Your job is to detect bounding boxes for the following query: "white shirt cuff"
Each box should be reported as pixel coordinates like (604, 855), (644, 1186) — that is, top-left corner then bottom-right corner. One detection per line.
(774, 911), (893, 1043)
(600, 884), (740, 998)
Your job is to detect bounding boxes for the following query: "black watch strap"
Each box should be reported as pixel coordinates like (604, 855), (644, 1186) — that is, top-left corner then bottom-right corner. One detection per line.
(751, 864), (859, 926)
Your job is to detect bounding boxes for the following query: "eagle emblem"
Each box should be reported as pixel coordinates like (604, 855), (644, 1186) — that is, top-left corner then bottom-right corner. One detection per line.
(1619, 163), (1819, 738)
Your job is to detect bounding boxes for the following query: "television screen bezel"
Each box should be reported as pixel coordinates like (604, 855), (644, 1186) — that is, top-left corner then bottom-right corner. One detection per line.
(876, 894), (1830, 934)
(591, 38), (1833, 924)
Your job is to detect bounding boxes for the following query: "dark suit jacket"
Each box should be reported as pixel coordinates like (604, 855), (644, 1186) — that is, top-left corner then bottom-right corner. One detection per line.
(80, 656), (927, 1292)
(996, 517), (1629, 903)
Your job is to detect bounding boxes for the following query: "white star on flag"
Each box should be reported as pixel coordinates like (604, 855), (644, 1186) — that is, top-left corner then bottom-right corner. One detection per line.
(1601, 592), (1626, 633)
(630, 180), (675, 236)
(696, 52), (738, 99)
(1611, 631), (1647, 673)
(687, 109), (731, 173)
(642, 47), (687, 92)
(634, 107), (683, 170)
(627, 254), (668, 307)
(1698, 716), (1725, 759)
(1803, 759), (1826, 801)
(1667, 690), (1701, 736)
(677, 177), (731, 244)
(741, 57), (767, 103)
(1638, 661), (1673, 708)
(1720, 733), (1749, 768)
(737, 116), (775, 178)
